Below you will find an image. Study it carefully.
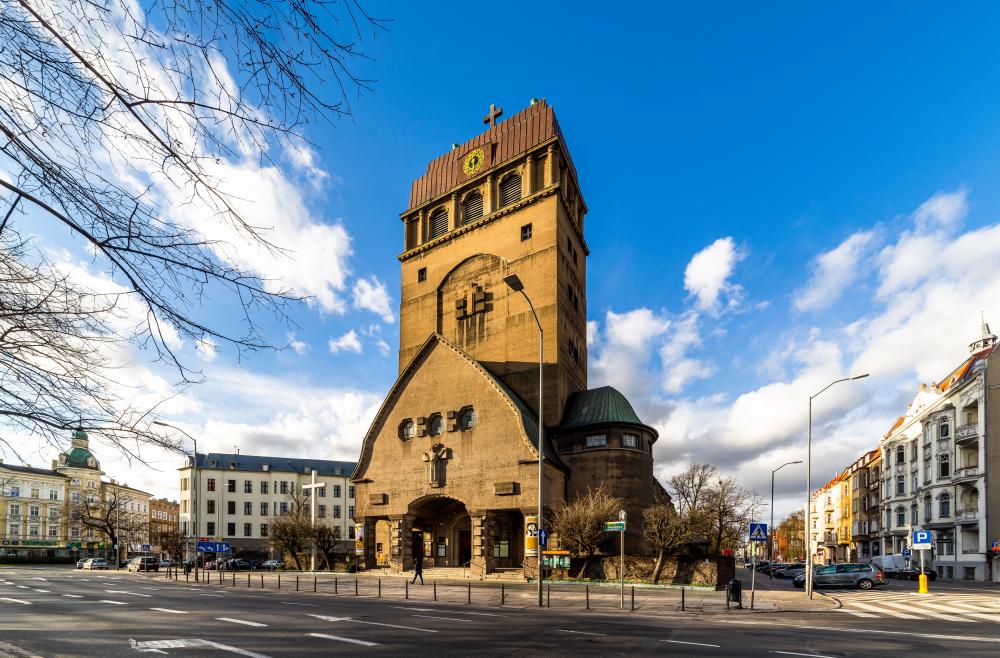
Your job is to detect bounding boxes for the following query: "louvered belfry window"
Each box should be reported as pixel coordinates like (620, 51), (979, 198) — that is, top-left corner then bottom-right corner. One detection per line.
(499, 174), (522, 207)
(461, 192), (484, 225)
(428, 208), (448, 238)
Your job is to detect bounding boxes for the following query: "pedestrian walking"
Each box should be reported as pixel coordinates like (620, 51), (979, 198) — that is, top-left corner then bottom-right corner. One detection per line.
(411, 553), (424, 585)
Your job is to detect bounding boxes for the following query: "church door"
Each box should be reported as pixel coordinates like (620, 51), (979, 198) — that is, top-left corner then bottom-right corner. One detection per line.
(458, 529), (472, 566)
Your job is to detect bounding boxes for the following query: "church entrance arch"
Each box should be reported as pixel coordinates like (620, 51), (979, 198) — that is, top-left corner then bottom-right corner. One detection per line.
(408, 495), (471, 568)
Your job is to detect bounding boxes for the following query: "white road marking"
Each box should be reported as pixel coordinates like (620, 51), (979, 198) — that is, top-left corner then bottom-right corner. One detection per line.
(32, 578), (47, 581)
(129, 639), (271, 657)
(15, 585), (28, 589)
(878, 600), (973, 622)
(723, 619), (1000, 644)
(962, 613), (1000, 622)
(198, 594), (224, 597)
(32, 589), (50, 593)
(99, 600), (128, 605)
(105, 589), (152, 597)
(843, 601), (921, 619)
(308, 633), (379, 647)
(663, 639), (721, 648)
(62, 594), (83, 598)
(308, 613), (438, 633)
(0, 598), (31, 605)
(835, 609), (878, 618)
(771, 653), (836, 658)
(557, 629), (607, 636)
(281, 601), (317, 607)
(390, 605), (504, 617)
(216, 618), (267, 627)
(412, 614), (471, 622)
(150, 607), (187, 614)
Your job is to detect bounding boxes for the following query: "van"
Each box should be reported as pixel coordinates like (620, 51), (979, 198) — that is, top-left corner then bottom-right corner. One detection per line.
(128, 556), (160, 572)
(870, 555), (907, 576)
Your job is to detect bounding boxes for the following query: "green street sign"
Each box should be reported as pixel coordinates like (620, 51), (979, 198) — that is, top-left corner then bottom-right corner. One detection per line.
(604, 521), (626, 532)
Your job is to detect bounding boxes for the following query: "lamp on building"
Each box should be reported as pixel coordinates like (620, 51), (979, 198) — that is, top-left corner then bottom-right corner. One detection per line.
(503, 273), (544, 608)
(805, 373), (868, 598)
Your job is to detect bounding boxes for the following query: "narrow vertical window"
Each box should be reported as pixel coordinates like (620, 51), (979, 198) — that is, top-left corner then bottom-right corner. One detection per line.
(499, 174), (522, 207)
(461, 192), (484, 225)
(428, 208), (448, 238)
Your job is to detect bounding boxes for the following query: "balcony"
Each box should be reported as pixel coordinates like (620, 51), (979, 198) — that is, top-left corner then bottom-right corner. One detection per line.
(952, 466), (981, 484)
(956, 509), (979, 525)
(955, 424), (979, 445)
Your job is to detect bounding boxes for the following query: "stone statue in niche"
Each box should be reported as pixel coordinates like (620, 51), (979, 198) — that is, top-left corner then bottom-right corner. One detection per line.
(422, 443), (451, 488)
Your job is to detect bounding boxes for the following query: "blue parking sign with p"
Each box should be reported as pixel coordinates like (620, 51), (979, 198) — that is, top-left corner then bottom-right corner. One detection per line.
(911, 529), (932, 548)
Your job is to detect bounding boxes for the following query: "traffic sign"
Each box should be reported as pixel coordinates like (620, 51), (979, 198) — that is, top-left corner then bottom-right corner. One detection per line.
(604, 521), (626, 532)
(749, 522), (768, 542)
(911, 529), (932, 550)
(539, 528), (550, 548)
(197, 541), (231, 553)
(141, 544), (150, 553)
(902, 548), (911, 557)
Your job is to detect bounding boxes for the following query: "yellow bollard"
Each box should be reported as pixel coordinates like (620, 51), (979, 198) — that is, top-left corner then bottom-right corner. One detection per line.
(918, 573), (929, 594)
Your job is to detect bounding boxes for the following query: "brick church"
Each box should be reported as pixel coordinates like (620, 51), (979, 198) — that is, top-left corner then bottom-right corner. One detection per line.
(351, 100), (669, 577)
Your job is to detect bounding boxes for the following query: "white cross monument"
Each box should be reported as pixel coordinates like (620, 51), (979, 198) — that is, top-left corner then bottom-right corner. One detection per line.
(301, 469), (323, 572)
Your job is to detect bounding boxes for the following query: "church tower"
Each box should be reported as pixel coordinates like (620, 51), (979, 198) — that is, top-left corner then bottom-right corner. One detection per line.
(397, 100), (588, 426)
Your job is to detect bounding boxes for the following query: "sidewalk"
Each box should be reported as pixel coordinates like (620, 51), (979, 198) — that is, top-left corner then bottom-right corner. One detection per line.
(158, 569), (836, 615)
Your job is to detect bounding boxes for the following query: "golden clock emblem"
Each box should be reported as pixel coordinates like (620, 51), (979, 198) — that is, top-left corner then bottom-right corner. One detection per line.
(463, 148), (485, 176)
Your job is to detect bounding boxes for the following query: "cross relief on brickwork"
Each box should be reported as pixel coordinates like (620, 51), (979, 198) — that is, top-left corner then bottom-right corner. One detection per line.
(422, 443), (451, 488)
(455, 284), (492, 320)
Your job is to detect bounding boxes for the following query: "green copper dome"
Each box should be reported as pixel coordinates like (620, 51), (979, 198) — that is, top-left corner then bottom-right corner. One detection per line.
(59, 428), (100, 470)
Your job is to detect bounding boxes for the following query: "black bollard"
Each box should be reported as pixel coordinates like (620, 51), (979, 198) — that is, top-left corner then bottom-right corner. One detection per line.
(313, 576), (316, 593)
(231, 569), (235, 587)
(296, 575), (299, 591)
(405, 580), (408, 600)
(335, 577), (338, 594)
(501, 583), (505, 607)
(378, 578), (381, 598)
(631, 586), (634, 611)
(260, 574), (264, 588)
(355, 578), (358, 596)
(247, 572), (250, 587)
(434, 582), (437, 601)
(546, 584), (550, 608)
(278, 573), (281, 589)
(467, 582), (471, 605)
(681, 586), (685, 611)
(586, 585), (589, 610)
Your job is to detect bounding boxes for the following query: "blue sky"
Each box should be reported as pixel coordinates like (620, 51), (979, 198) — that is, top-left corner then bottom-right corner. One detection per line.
(10, 2), (1000, 519)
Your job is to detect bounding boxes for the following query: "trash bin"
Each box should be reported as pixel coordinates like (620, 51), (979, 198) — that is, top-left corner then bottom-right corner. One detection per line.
(184, 561), (192, 576)
(728, 578), (742, 608)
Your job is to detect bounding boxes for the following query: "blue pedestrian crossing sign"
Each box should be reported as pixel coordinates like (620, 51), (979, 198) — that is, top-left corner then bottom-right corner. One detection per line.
(748, 523), (768, 542)
(911, 529), (932, 550)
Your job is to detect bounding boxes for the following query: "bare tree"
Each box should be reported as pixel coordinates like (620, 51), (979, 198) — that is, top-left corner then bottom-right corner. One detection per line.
(154, 529), (184, 560)
(269, 511), (310, 571)
(0, 1), (387, 455)
(308, 521), (342, 571)
(643, 503), (692, 584)
(552, 487), (622, 579)
(667, 463), (761, 554)
(667, 463), (717, 518)
(69, 485), (148, 559)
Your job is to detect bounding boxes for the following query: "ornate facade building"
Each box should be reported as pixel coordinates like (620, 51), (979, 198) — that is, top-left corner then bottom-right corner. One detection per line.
(351, 100), (669, 577)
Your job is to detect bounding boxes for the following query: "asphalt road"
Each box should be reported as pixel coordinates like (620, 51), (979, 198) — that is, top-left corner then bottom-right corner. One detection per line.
(1, 566), (999, 657)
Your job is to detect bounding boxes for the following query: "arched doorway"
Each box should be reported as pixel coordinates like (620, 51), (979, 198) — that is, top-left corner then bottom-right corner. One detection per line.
(408, 496), (471, 568)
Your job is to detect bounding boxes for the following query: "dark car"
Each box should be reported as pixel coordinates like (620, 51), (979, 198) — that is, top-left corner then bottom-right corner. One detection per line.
(753, 561), (771, 572)
(774, 563), (806, 578)
(219, 558), (251, 571)
(128, 556), (160, 572)
(899, 567), (937, 581)
(794, 563), (886, 589)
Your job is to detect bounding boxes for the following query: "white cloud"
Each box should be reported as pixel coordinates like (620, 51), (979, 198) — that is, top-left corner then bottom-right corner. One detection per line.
(352, 276), (395, 323)
(375, 338), (391, 356)
(286, 332), (310, 355)
(913, 187), (968, 229)
(658, 312), (710, 393)
(195, 338), (218, 363)
(683, 237), (744, 312)
(328, 329), (363, 354)
(794, 231), (876, 312)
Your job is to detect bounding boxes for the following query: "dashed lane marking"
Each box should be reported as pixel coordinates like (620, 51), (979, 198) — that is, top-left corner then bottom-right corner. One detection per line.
(771, 653), (836, 658)
(0, 598), (31, 605)
(99, 600), (128, 605)
(150, 608), (187, 614)
(15, 586), (28, 589)
(662, 639), (721, 648)
(390, 606), (504, 617)
(556, 629), (607, 636)
(105, 589), (152, 597)
(280, 601), (317, 607)
(307, 613), (438, 633)
(216, 618), (267, 627)
(31, 589), (50, 593)
(129, 639), (271, 657)
(62, 594), (83, 598)
(412, 614), (471, 622)
(308, 633), (379, 647)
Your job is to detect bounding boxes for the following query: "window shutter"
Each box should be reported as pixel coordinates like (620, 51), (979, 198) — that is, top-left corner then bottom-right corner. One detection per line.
(461, 193), (483, 224)
(499, 174), (521, 207)
(429, 208), (448, 238)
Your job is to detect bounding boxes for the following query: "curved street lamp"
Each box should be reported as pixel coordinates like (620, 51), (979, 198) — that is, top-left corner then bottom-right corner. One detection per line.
(805, 373), (869, 598)
(769, 460), (802, 578)
(503, 273), (544, 608)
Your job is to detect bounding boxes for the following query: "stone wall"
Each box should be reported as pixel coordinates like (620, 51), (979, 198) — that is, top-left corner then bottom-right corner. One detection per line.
(577, 555), (734, 589)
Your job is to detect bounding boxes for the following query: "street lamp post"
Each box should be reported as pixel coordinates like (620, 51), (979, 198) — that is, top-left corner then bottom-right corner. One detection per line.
(503, 273), (544, 609)
(805, 374), (868, 599)
(769, 460), (802, 578)
(153, 421), (198, 581)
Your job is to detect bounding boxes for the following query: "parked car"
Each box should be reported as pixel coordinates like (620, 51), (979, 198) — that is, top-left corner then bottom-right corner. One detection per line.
(898, 567), (937, 581)
(793, 563), (886, 589)
(262, 559), (282, 570)
(774, 563), (806, 579)
(764, 563), (787, 576)
(76, 559), (86, 569)
(871, 554), (907, 576)
(203, 560), (217, 570)
(159, 559), (173, 568)
(752, 560), (771, 572)
(128, 556), (160, 572)
(82, 558), (109, 570)
(219, 558), (251, 571)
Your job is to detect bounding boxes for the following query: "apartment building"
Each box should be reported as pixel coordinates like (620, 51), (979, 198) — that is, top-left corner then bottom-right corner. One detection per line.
(178, 453), (357, 557)
(877, 324), (998, 581)
(150, 498), (180, 538)
(0, 429), (152, 560)
(810, 474), (846, 565)
(848, 449), (880, 562)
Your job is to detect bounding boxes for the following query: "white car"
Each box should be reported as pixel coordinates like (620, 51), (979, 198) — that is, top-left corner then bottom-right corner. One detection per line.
(82, 558), (109, 570)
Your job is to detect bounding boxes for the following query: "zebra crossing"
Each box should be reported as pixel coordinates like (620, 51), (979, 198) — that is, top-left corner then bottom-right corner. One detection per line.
(833, 590), (1000, 622)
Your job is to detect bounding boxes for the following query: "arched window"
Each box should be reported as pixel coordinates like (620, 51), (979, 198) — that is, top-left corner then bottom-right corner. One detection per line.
(896, 506), (906, 527)
(895, 445), (905, 464)
(461, 192), (483, 225)
(910, 504), (918, 525)
(939, 493), (950, 517)
(499, 174), (522, 207)
(923, 495), (931, 520)
(428, 208), (448, 239)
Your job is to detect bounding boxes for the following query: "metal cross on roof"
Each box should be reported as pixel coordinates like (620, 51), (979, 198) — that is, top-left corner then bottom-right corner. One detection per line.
(483, 103), (503, 127)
